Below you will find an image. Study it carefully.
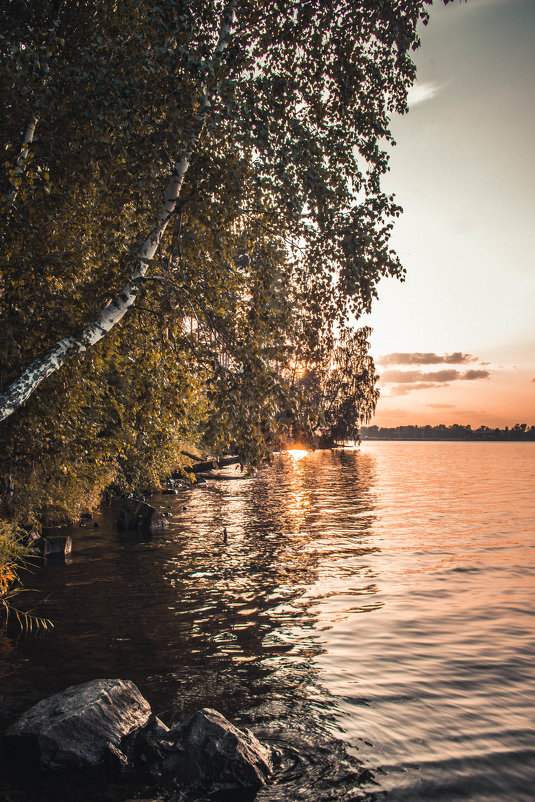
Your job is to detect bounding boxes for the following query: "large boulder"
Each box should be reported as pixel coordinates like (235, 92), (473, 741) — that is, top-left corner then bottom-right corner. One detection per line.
(117, 499), (168, 532)
(3, 685), (274, 798)
(153, 708), (273, 795)
(3, 679), (151, 771)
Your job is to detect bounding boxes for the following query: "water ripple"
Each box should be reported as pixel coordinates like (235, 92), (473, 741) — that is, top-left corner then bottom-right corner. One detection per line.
(1, 443), (534, 801)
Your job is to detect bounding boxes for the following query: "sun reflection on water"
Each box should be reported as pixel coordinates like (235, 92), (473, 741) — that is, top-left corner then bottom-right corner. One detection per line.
(287, 448), (309, 461)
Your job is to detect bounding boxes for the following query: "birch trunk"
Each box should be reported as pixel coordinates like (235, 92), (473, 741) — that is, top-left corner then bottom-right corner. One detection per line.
(4, 115), (39, 212)
(0, 0), (236, 423)
(4, 4), (67, 212)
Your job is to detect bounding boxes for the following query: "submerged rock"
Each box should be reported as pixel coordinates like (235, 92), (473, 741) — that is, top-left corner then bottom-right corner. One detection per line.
(117, 499), (168, 531)
(28, 532), (72, 558)
(153, 707), (273, 795)
(3, 679), (151, 771)
(43, 535), (73, 557)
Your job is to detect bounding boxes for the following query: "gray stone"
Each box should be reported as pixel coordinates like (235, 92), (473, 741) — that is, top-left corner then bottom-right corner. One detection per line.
(123, 714), (170, 767)
(4, 679), (151, 771)
(155, 708), (273, 794)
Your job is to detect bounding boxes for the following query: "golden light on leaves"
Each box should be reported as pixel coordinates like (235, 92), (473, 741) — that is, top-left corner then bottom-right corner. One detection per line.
(293, 362), (307, 380)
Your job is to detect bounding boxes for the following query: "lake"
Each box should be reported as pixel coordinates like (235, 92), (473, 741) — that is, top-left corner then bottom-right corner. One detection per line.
(1, 441), (534, 800)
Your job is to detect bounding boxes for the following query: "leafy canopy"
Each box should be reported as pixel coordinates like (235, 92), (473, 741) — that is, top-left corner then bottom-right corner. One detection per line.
(0, 0), (446, 521)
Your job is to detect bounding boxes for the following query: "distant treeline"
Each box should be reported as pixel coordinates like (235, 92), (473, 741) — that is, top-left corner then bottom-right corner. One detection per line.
(360, 424), (535, 441)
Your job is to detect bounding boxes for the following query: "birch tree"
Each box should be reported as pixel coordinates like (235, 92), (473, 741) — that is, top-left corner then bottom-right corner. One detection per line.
(0, 0), (452, 514)
(1, 0), (238, 421)
(0, 0), (446, 424)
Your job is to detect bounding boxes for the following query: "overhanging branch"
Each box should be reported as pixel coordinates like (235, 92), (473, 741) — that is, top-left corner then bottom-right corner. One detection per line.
(0, 0), (237, 423)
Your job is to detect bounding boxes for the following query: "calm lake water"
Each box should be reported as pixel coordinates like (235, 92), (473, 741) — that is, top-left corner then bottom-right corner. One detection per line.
(1, 442), (534, 801)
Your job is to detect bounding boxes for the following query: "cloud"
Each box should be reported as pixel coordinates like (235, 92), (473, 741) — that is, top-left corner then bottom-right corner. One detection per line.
(407, 81), (443, 107)
(379, 352), (477, 366)
(462, 370), (490, 380)
(445, 353), (478, 365)
(381, 369), (459, 384)
(390, 382), (444, 397)
(427, 403), (455, 409)
(380, 368), (490, 397)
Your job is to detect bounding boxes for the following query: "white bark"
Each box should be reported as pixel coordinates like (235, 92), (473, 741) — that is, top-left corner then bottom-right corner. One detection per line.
(0, 0), (237, 423)
(4, 4), (68, 213)
(4, 115), (39, 211)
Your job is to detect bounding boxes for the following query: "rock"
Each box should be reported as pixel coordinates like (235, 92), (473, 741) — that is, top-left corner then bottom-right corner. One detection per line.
(2, 686), (273, 798)
(30, 534), (72, 558)
(117, 499), (168, 532)
(153, 708), (273, 795)
(44, 535), (72, 557)
(3, 679), (151, 771)
(123, 714), (170, 768)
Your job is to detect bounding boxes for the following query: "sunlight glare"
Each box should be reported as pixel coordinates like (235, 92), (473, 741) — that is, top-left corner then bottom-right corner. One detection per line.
(288, 448), (308, 461)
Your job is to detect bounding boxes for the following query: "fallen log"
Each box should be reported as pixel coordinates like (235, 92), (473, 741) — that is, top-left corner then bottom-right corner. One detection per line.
(179, 455), (242, 474)
(180, 450), (204, 463)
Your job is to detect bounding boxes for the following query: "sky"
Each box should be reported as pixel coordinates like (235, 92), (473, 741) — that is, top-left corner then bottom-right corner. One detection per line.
(361, 0), (535, 428)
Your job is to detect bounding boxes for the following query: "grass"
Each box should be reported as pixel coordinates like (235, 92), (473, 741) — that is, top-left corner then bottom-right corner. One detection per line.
(0, 520), (53, 633)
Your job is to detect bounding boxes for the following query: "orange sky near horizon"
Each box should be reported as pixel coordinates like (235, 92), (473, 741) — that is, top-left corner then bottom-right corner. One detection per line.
(361, 0), (535, 429)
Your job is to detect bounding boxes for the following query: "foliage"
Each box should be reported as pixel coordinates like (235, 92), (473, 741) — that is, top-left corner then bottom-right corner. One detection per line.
(362, 424), (535, 441)
(0, 0), (447, 522)
(0, 519), (52, 631)
(286, 326), (379, 446)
